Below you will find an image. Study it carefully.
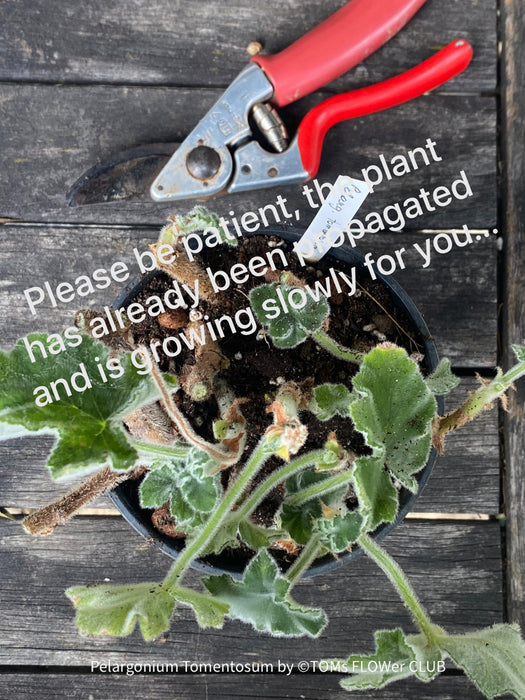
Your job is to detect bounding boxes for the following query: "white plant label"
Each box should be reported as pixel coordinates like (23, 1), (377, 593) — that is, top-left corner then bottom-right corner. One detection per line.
(295, 176), (370, 262)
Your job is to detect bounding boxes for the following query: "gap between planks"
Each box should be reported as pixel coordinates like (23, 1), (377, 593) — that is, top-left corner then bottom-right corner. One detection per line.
(1, 507), (496, 521)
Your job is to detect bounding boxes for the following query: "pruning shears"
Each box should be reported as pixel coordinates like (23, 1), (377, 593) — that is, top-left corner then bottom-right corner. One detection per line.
(68, 0), (473, 207)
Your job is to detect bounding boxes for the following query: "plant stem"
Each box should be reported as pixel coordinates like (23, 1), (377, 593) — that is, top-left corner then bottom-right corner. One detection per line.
(131, 439), (191, 460)
(142, 344), (242, 466)
(284, 469), (354, 508)
(312, 330), (363, 365)
(286, 534), (323, 585)
(433, 358), (525, 453)
(358, 533), (439, 644)
(22, 466), (135, 536)
(231, 449), (325, 523)
(163, 439), (271, 589)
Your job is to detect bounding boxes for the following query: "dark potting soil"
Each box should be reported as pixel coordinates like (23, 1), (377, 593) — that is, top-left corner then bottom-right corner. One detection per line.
(123, 233), (427, 568)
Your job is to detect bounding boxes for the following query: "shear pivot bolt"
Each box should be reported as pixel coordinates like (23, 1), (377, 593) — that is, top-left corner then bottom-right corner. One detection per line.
(186, 146), (221, 180)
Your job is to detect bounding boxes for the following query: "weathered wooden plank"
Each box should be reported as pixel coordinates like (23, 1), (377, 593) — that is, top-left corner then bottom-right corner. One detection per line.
(0, 519), (503, 665)
(0, 223), (500, 514)
(417, 377), (500, 514)
(501, 0), (525, 633)
(0, 672), (494, 700)
(0, 377), (500, 514)
(0, 227), (498, 367)
(0, 86), (496, 227)
(0, 0), (496, 92)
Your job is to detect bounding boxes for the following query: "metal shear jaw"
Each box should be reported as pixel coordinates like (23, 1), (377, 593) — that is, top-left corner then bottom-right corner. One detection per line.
(149, 64), (308, 202)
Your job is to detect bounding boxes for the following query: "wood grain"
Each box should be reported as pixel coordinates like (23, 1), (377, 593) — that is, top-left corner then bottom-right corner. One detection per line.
(501, 0), (525, 632)
(0, 673), (492, 700)
(0, 87), (496, 227)
(0, 0), (496, 92)
(0, 1), (508, 695)
(0, 376), (500, 514)
(0, 228), (498, 366)
(0, 518), (503, 665)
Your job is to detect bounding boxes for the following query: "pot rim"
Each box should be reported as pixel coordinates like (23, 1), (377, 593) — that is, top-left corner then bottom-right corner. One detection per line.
(109, 225), (444, 579)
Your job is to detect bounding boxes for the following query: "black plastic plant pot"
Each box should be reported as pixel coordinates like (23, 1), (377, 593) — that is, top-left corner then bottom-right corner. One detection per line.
(109, 225), (444, 579)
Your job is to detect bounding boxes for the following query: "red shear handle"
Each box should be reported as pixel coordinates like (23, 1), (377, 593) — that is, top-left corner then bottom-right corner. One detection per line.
(297, 39), (474, 178)
(252, 0), (428, 107)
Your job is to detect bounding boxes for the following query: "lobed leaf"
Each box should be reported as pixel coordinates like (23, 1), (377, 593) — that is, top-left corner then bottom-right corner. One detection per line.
(65, 582), (175, 641)
(280, 469), (347, 545)
(438, 624), (525, 699)
(425, 358), (460, 395)
(139, 450), (220, 533)
(238, 520), (283, 550)
(350, 345), (436, 530)
(0, 333), (159, 479)
(333, 628), (419, 690)
(332, 624), (525, 697)
(330, 628), (442, 692)
(352, 457), (398, 531)
(249, 283), (329, 349)
(315, 511), (364, 552)
(311, 383), (353, 421)
(171, 587), (228, 629)
(203, 549), (327, 638)
(202, 519), (283, 556)
(202, 519), (240, 555)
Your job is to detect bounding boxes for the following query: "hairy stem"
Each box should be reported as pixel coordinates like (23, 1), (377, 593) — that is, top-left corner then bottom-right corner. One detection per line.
(22, 466), (135, 536)
(163, 439), (271, 588)
(358, 533), (439, 643)
(132, 439), (191, 460)
(312, 329), (363, 365)
(141, 345), (241, 466)
(231, 449), (325, 523)
(286, 534), (323, 585)
(284, 469), (354, 508)
(433, 359), (525, 453)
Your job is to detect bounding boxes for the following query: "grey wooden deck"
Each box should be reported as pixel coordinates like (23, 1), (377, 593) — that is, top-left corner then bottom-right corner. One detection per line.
(0, 0), (522, 698)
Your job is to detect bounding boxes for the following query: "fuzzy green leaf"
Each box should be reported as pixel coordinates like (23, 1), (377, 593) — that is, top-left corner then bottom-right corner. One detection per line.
(139, 450), (220, 532)
(352, 456), (399, 531)
(238, 521), (282, 550)
(170, 489), (206, 530)
(333, 629), (419, 690)
(171, 587), (228, 629)
(512, 344), (525, 363)
(315, 439), (346, 471)
(0, 333), (159, 479)
(249, 283), (329, 349)
(66, 582), (175, 641)
(280, 501), (320, 545)
(425, 358), (460, 395)
(350, 345), (436, 530)
(406, 632), (445, 682)
(351, 345), (437, 491)
(159, 205), (237, 246)
(178, 450), (219, 513)
(438, 624), (525, 699)
(281, 469), (347, 545)
(311, 383), (353, 421)
(203, 520), (240, 555)
(330, 628), (445, 692)
(315, 511), (364, 552)
(139, 463), (177, 508)
(203, 550), (327, 637)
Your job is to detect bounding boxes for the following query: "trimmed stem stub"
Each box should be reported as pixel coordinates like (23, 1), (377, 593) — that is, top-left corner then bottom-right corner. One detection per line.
(433, 360), (525, 454)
